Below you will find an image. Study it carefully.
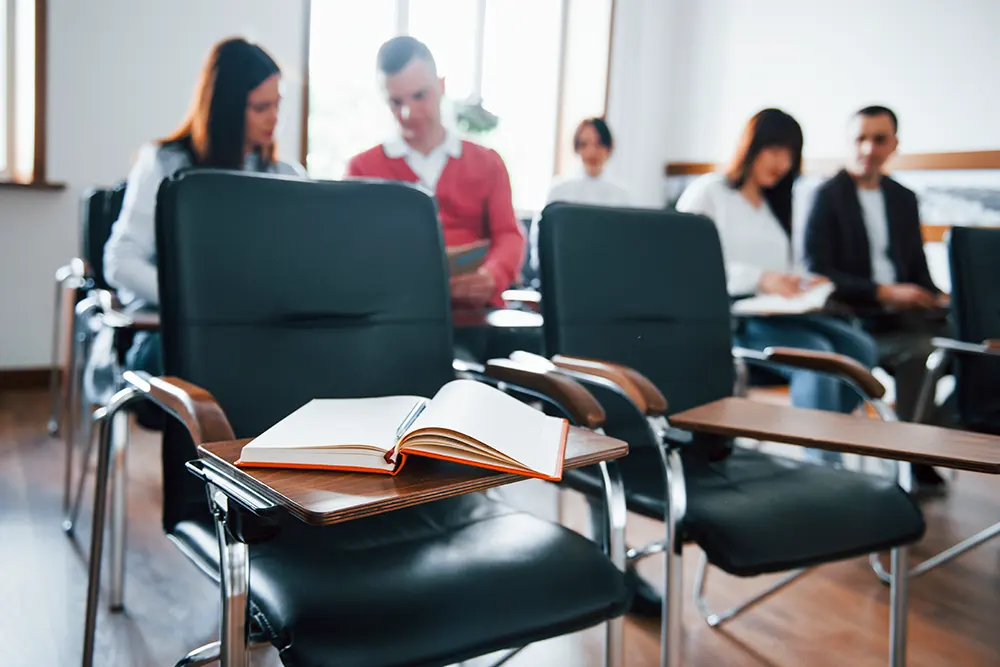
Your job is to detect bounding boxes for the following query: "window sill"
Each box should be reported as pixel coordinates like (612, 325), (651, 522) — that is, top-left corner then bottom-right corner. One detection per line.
(0, 179), (67, 191)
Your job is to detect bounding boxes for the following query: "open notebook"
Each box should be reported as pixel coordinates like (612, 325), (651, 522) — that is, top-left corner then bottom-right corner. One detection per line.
(237, 380), (568, 481)
(731, 282), (836, 317)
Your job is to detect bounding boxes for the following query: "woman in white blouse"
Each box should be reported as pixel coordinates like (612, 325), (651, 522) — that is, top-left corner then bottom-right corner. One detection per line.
(87, 38), (304, 410)
(676, 109), (877, 466)
(546, 117), (632, 207)
(528, 118), (633, 279)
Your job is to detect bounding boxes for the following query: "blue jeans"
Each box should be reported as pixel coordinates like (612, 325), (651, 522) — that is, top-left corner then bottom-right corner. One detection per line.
(736, 314), (878, 466)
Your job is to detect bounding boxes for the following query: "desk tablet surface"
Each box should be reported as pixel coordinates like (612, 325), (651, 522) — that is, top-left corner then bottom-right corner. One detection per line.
(671, 397), (1000, 475)
(199, 427), (627, 526)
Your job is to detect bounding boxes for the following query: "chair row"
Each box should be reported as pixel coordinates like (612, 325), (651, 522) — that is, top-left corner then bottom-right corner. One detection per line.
(65, 170), (1000, 667)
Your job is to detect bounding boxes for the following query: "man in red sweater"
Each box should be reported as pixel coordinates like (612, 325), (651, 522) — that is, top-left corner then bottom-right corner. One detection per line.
(345, 36), (525, 309)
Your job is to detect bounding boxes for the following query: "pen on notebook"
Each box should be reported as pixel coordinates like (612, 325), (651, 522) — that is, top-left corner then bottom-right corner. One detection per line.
(386, 399), (428, 464)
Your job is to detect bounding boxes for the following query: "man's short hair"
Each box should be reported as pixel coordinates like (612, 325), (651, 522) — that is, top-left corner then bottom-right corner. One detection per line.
(856, 105), (898, 133)
(376, 36), (437, 77)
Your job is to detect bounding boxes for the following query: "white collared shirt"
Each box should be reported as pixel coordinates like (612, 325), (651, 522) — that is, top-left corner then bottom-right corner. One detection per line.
(382, 130), (463, 192)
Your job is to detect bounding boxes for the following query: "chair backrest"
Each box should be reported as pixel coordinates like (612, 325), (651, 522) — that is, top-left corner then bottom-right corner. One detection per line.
(80, 180), (126, 291)
(154, 170), (456, 528)
(537, 202), (734, 416)
(948, 226), (1000, 430)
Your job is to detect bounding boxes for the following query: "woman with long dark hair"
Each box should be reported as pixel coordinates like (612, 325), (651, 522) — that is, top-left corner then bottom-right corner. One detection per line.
(677, 108), (877, 465)
(90, 37), (304, 401)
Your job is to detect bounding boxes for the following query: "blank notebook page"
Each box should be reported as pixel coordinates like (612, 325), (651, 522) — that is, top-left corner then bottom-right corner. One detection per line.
(244, 395), (427, 453)
(406, 379), (565, 478)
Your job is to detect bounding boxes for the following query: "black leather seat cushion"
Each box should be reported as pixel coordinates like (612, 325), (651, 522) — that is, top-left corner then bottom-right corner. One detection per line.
(173, 493), (628, 667)
(565, 447), (925, 577)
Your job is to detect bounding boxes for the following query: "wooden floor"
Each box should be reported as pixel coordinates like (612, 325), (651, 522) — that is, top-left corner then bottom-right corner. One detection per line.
(3, 388), (1000, 667)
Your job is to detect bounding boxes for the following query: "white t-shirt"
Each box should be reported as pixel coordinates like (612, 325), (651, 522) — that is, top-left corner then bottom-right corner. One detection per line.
(675, 172), (792, 297)
(856, 187), (896, 285)
(545, 172), (633, 207)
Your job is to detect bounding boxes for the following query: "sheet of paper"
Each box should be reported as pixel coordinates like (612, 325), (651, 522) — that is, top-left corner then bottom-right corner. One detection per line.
(404, 379), (566, 479)
(732, 281), (836, 316)
(243, 395), (427, 453)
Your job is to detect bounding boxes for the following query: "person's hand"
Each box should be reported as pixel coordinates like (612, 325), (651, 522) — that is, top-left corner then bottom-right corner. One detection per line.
(876, 283), (938, 309)
(450, 267), (496, 307)
(936, 292), (951, 308)
(758, 271), (805, 298)
(801, 273), (831, 289)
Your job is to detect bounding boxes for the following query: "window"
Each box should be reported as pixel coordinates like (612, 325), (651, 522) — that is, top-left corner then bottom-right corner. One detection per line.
(306, 0), (613, 212)
(1, 0), (44, 184)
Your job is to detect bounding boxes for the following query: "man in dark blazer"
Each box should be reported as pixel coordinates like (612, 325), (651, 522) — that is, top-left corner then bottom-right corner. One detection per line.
(803, 105), (949, 489)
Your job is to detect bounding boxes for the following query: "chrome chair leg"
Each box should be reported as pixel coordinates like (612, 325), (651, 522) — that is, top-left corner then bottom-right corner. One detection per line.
(210, 487), (251, 667)
(63, 405), (99, 536)
(599, 460), (626, 667)
(175, 642), (221, 667)
(80, 386), (142, 667)
(870, 519), (1000, 584)
(108, 409), (130, 611)
(692, 552), (808, 627)
(660, 447), (686, 667)
(62, 311), (83, 512)
(48, 275), (68, 436)
(888, 546), (909, 667)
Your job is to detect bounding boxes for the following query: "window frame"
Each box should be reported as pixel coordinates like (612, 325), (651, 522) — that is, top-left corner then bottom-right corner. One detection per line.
(0, 0), (54, 189)
(300, 0), (615, 208)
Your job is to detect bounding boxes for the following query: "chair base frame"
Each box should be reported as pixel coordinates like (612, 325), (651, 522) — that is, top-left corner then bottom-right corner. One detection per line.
(81, 385), (629, 667)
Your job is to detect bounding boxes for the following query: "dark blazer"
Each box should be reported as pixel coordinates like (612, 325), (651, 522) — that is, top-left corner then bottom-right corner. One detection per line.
(802, 169), (938, 305)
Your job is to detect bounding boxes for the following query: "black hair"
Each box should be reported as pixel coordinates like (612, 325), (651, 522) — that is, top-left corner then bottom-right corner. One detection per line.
(856, 105), (898, 133)
(161, 37), (281, 169)
(573, 117), (614, 151)
(376, 35), (437, 77)
(724, 108), (803, 235)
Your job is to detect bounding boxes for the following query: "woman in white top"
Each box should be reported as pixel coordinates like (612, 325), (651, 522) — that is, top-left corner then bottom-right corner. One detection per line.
(88, 38), (304, 411)
(546, 117), (632, 207)
(528, 118), (633, 280)
(676, 109), (877, 466)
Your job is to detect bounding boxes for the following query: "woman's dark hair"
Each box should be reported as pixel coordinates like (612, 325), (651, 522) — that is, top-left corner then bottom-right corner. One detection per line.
(573, 117), (614, 151)
(160, 37), (280, 169)
(724, 108), (803, 234)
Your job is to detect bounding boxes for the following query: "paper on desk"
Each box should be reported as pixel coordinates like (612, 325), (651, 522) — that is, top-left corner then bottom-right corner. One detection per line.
(732, 282), (836, 316)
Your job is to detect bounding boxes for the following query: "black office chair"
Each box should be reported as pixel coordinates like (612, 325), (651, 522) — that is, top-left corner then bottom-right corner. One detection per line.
(532, 202), (925, 667)
(80, 172), (630, 667)
(52, 183), (128, 519)
(870, 225), (1000, 584)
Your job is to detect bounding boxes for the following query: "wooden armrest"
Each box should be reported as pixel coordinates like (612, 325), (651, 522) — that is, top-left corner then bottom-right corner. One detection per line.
(551, 355), (668, 416)
(670, 397), (1000, 474)
(760, 346), (885, 399)
(123, 371), (234, 445)
(483, 358), (606, 429)
(96, 289), (160, 331)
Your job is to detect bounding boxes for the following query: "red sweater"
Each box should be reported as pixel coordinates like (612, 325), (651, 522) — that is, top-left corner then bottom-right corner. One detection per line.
(346, 141), (525, 306)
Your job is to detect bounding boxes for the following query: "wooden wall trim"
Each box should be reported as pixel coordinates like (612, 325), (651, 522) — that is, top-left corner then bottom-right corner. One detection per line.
(299, 0), (311, 169)
(665, 150), (1000, 177)
(32, 0), (48, 183)
(0, 368), (51, 392)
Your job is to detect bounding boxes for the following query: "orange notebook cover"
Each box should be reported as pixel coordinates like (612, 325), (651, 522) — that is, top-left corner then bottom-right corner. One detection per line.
(235, 380), (568, 482)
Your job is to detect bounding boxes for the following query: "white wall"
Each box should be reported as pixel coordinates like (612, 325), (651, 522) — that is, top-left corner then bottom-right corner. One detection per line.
(0, 0), (306, 369)
(604, 0), (677, 207)
(664, 0), (1000, 163)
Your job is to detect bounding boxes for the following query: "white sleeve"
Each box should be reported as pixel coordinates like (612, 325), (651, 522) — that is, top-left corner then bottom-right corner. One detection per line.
(103, 144), (165, 307)
(676, 177), (762, 297)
